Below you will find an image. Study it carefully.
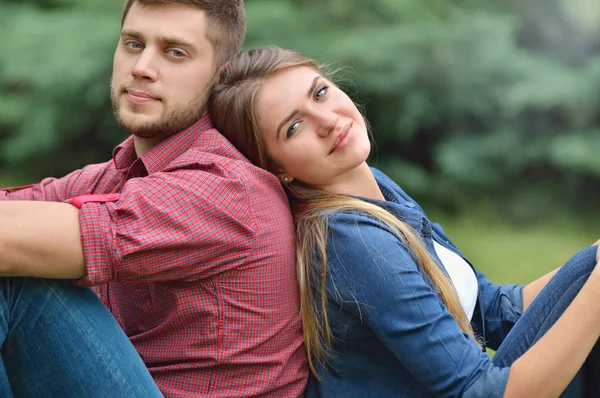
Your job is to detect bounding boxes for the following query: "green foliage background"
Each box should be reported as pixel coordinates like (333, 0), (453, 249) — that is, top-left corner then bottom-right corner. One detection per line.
(1, 0), (599, 275)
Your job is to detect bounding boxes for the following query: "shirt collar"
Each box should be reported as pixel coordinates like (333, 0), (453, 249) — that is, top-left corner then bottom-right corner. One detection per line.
(112, 114), (213, 175)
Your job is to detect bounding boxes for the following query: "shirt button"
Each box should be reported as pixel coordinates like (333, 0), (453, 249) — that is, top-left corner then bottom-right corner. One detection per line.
(106, 194), (117, 200)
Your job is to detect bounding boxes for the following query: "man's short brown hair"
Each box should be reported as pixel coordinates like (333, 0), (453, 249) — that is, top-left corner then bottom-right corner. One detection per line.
(122, 0), (246, 68)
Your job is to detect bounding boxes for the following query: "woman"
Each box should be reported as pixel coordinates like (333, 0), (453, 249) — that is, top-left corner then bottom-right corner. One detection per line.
(209, 46), (600, 397)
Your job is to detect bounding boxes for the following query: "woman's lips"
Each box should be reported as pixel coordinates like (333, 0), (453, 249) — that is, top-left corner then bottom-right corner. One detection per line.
(329, 123), (353, 154)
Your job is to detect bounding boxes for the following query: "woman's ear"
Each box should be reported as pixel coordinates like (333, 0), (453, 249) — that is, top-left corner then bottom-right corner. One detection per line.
(277, 173), (293, 184)
(269, 159), (293, 183)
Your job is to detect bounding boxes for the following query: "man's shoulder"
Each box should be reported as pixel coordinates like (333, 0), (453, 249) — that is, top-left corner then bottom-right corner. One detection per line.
(169, 142), (273, 185)
(157, 126), (288, 211)
(168, 128), (280, 188)
(75, 160), (120, 185)
(64, 159), (120, 189)
(169, 126), (244, 168)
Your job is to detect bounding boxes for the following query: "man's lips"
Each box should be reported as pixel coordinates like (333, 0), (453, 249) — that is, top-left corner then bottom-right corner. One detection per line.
(329, 123), (353, 154)
(125, 89), (160, 104)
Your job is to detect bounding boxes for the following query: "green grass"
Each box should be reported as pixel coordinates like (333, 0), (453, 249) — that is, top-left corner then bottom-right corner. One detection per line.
(430, 211), (599, 286)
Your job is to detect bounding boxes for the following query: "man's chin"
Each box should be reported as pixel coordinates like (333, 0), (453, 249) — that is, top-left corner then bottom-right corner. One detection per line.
(112, 98), (206, 140)
(115, 114), (193, 140)
(125, 126), (167, 140)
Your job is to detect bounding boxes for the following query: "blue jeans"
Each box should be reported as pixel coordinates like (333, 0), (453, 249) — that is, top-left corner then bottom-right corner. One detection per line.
(0, 278), (164, 397)
(493, 246), (599, 397)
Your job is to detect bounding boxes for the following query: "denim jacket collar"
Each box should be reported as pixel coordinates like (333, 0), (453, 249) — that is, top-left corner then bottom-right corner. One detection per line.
(351, 168), (431, 239)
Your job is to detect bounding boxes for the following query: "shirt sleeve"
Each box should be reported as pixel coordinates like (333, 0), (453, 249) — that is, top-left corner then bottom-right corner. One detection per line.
(77, 167), (255, 285)
(0, 161), (116, 202)
(324, 212), (510, 398)
(0, 171), (83, 202)
(475, 270), (524, 350)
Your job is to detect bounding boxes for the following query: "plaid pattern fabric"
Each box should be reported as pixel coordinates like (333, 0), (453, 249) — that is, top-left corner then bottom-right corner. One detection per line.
(0, 115), (308, 397)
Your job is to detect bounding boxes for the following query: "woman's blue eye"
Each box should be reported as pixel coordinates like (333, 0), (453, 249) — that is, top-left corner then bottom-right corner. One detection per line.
(315, 86), (328, 101)
(286, 121), (300, 138)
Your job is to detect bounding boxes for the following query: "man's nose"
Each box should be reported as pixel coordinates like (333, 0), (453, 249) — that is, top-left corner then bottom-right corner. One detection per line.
(315, 110), (338, 138)
(131, 49), (158, 82)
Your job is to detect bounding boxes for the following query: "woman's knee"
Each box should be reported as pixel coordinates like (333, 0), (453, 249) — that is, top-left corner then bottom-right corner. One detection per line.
(559, 246), (598, 278)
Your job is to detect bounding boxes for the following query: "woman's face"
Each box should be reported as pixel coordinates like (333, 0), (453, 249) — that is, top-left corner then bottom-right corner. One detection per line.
(255, 66), (371, 192)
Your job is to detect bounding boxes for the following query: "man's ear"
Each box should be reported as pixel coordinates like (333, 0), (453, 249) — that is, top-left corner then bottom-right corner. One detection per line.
(212, 61), (231, 87)
(216, 60), (230, 77)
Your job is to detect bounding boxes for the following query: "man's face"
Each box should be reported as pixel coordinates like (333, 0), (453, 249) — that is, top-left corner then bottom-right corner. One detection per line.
(111, 2), (215, 140)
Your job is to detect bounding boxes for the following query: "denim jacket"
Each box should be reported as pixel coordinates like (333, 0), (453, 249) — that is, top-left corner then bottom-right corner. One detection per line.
(305, 168), (523, 398)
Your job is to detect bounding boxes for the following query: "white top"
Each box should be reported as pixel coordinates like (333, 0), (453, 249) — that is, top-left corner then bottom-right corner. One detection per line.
(433, 241), (478, 320)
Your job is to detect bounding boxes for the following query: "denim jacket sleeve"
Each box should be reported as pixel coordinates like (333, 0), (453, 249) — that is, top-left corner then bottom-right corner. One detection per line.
(431, 222), (524, 350)
(325, 212), (510, 398)
(475, 270), (524, 350)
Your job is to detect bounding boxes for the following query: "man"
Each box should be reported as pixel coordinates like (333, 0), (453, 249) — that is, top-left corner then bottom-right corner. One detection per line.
(0, 1), (307, 396)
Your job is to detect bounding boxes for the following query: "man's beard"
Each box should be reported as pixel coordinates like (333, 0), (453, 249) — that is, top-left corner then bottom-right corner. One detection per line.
(111, 86), (207, 140)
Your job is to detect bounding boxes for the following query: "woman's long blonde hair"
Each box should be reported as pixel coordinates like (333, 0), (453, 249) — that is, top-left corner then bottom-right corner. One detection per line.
(209, 46), (479, 376)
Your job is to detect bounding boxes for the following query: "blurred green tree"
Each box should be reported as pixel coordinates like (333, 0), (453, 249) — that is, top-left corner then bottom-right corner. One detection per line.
(0, 2), (121, 180)
(0, 0), (598, 219)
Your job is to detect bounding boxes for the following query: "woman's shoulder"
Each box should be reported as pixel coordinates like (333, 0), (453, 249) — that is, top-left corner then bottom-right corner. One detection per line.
(370, 167), (421, 205)
(325, 206), (390, 235)
(324, 208), (414, 266)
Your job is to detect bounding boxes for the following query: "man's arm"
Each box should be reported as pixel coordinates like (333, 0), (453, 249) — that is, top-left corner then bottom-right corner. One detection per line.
(1, 178), (71, 202)
(0, 162), (116, 279)
(76, 168), (256, 285)
(0, 201), (85, 279)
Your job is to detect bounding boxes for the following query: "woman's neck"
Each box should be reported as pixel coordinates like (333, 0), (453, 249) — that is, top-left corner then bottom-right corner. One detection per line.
(321, 163), (385, 201)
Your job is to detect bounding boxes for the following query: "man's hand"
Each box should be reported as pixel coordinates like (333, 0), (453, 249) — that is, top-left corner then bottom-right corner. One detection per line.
(0, 201), (85, 279)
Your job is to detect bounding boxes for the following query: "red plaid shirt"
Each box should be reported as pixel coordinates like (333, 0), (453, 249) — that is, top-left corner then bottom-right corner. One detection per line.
(0, 115), (308, 397)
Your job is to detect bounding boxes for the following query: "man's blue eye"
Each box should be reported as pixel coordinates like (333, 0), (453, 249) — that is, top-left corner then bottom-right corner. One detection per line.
(287, 121), (300, 138)
(126, 41), (143, 49)
(169, 49), (185, 58)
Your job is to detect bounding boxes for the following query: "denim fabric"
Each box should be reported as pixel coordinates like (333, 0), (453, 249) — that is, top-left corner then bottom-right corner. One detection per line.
(492, 246), (600, 398)
(0, 277), (164, 397)
(305, 168), (597, 398)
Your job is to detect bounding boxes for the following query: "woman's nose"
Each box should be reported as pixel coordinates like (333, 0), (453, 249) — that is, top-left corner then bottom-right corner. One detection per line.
(315, 111), (338, 138)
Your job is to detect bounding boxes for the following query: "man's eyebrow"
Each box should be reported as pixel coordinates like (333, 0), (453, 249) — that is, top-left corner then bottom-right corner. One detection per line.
(120, 30), (196, 50)
(120, 29), (143, 40)
(157, 35), (196, 50)
(276, 76), (322, 139)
